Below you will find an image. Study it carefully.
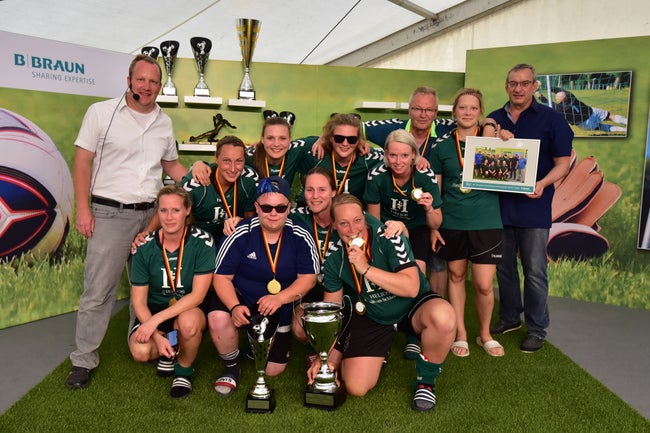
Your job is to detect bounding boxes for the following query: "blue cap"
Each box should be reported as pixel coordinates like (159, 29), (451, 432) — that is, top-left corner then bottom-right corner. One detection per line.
(255, 176), (291, 202)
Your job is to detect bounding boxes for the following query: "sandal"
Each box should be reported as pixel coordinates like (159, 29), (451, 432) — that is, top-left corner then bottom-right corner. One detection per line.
(450, 340), (470, 357)
(476, 337), (505, 357)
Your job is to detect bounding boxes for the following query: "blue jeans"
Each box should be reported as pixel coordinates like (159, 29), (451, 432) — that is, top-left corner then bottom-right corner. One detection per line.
(496, 226), (549, 338)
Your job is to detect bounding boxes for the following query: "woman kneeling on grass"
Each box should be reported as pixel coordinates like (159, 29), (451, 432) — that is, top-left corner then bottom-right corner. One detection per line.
(129, 185), (216, 399)
(309, 193), (456, 412)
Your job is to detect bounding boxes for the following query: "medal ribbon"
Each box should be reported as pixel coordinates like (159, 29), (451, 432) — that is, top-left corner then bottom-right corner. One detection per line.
(391, 173), (417, 197)
(312, 217), (332, 262)
(262, 228), (284, 278)
(265, 156), (285, 178)
(215, 168), (237, 219)
(331, 153), (355, 195)
(454, 127), (480, 170)
(346, 233), (371, 302)
(161, 226), (187, 298)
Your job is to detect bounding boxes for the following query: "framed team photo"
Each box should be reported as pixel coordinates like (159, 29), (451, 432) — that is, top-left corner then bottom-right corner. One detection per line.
(461, 136), (540, 194)
(536, 70), (632, 138)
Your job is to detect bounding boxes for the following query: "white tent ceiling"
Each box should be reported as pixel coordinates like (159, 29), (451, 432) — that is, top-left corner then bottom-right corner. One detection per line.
(0, 0), (496, 66)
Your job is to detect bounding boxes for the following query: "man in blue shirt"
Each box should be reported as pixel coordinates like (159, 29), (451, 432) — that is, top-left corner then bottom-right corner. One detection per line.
(487, 64), (573, 353)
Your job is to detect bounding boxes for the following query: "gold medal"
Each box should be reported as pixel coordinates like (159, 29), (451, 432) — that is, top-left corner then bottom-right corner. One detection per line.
(354, 301), (366, 315)
(267, 278), (281, 294)
(411, 187), (423, 201)
(168, 297), (177, 306)
(459, 185), (472, 194)
(348, 237), (365, 249)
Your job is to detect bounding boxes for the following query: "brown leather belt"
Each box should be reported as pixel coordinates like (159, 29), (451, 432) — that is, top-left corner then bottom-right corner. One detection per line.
(91, 196), (154, 211)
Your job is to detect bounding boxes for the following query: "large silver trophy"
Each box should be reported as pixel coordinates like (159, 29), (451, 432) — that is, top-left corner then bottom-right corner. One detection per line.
(302, 302), (346, 409)
(190, 37), (212, 97)
(246, 315), (277, 413)
(236, 18), (261, 100)
(160, 40), (179, 96)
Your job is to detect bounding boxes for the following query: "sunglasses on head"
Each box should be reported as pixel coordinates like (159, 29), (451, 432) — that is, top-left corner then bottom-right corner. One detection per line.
(257, 203), (290, 213)
(333, 134), (359, 144)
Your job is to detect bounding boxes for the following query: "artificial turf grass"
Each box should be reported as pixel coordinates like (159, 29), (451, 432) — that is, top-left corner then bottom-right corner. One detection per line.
(1, 302), (648, 433)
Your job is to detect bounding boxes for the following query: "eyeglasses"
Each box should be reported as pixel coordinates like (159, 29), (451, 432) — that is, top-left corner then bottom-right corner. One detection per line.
(506, 81), (533, 89)
(410, 107), (437, 115)
(257, 203), (290, 213)
(333, 135), (359, 144)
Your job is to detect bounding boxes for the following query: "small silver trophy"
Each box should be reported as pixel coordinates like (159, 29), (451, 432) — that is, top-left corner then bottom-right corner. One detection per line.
(236, 18), (261, 100)
(141, 46), (160, 59)
(190, 37), (212, 97)
(160, 40), (179, 96)
(246, 315), (277, 413)
(302, 301), (346, 409)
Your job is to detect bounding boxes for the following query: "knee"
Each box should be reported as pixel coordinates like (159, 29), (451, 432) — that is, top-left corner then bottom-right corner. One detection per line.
(474, 283), (493, 297)
(208, 311), (232, 334)
(130, 343), (152, 363)
(345, 381), (373, 397)
(448, 270), (466, 284)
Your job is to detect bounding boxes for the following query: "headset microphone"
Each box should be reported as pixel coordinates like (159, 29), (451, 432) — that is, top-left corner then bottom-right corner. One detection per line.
(129, 85), (140, 101)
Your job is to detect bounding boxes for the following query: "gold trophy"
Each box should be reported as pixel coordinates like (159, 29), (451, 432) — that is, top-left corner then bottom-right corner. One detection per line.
(246, 314), (277, 413)
(236, 18), (261, 100)
(160, 40), (179, 96)
(302, 302), (346, 409)
(190, 37), (212, 97)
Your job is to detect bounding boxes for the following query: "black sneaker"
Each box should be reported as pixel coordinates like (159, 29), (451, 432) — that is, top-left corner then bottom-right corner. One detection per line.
(520, 335), (544, 353)
(65, 366), (92, 389)
(490, 320), (522, 334)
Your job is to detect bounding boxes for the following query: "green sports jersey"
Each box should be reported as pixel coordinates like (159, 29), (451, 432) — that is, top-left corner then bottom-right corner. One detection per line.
(290, 206), (341, 262)
(179, 164), (258, 242)
(428, 131), (502, 230)
(364, 164), (442, 229)
(246, 136), (317, 186)
(299, 148), (384, 201)
(322, 214), (428, 325)
(131, 226), (217, 306)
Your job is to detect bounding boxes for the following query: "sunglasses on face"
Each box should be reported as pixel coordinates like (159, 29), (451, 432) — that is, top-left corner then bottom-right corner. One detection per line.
(257, 203), (290, 213)
(332, 134), (359, 144)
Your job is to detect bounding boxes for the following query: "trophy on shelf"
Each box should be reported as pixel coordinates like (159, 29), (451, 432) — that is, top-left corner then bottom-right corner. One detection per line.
(190, 37), (212, 97)
(236, 18), (261, 100)
(141, 46), (160, 59)
(246, 312), (278, 413)
(188, 113), (236, 143)
(160, 40), (179, 96)
(302, 301), (346, 410)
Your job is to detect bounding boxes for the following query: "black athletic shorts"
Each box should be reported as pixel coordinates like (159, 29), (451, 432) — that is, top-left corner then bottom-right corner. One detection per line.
(437, 228), (503, 264)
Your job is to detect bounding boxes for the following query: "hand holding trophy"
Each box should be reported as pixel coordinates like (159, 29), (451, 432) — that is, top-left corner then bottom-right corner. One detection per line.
(190, 37), (212, 97)
(246, 310), (278, 413)
(302, 301), (347, 409)
(236, 18), (261, 100)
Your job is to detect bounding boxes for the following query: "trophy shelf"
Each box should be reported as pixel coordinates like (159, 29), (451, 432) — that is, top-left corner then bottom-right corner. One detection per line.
(397, 102), (452, 112)
(227, 98), (267, 108)
(179, 142), (217, 152)
(156, 95), (179, 105)
(354, 101), (398, 109)
(183, 96), (223, 106)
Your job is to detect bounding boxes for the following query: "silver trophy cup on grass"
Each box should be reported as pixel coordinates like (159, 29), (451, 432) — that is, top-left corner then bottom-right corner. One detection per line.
(190, 37), (212, 97)
(246, 314), (277, 413)
(236, 18), (261, 100)
(302, 301), (346, 409)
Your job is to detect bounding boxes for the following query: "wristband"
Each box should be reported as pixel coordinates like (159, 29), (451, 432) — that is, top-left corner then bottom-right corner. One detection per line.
(483, 121), (497, 129)
(229, 303), (243, 316)
(362, 264), (371, 277)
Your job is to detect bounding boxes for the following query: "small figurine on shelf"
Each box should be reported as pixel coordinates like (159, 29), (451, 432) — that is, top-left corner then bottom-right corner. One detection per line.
(189, 113), (237, 143)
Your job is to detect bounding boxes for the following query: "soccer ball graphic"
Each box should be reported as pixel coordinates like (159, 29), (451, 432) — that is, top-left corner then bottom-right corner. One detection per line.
(0, 107), (73, 261)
